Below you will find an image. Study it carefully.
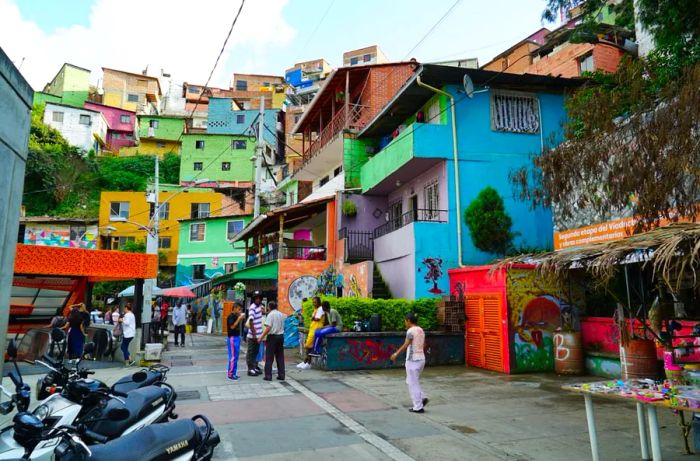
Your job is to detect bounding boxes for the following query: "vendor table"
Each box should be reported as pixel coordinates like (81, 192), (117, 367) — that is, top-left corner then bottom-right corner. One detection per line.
(564, 382), (700, 461)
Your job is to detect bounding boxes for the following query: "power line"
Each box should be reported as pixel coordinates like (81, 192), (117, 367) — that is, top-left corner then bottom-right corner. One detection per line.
(401, 0), (463, 61)
(301, 0), (336, 50)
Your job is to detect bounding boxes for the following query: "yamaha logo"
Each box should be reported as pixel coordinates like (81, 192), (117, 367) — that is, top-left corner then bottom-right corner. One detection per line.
(165, 440), (189, 454)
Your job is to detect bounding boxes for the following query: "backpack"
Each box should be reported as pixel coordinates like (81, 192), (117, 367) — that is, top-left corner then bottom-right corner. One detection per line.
(112, 316), (123, 337)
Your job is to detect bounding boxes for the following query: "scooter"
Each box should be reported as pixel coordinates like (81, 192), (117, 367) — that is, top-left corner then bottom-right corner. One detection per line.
(36, 329), (169, 400)
(0, 341), (177, 459)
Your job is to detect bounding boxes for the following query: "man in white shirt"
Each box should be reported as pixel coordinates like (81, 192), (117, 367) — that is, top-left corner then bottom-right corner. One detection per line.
(172, 302), (187, 348)
(246, 292), (264, 376)
(390, 312), (428, 413)
(259, 302), (287, 381)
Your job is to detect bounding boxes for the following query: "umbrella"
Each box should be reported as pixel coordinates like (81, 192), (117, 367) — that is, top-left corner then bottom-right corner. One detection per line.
(162, 287), (196, 298)
(118, 285), (164, 298)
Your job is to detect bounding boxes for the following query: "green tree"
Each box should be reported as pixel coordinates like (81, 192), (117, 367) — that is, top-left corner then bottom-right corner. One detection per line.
(121, 240), (147, 253)
(464, 187), (515, 255)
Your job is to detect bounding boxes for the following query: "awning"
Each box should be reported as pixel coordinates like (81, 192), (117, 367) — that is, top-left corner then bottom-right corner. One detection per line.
(119, 285), (164, 298)
(234, 261), (279, 280)
(231, 197), (332, 243)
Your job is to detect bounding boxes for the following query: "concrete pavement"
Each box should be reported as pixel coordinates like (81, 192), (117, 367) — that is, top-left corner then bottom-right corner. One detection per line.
(2, 333), (695, 460)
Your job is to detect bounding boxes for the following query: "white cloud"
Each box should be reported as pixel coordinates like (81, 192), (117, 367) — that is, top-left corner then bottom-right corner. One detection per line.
(0, 0), (296, 90)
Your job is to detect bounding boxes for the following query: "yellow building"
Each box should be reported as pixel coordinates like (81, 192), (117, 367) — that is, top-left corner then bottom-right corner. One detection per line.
(119, 139), (181, 158)
(102, 67), (162, 113)
(98, 186), (240, 270)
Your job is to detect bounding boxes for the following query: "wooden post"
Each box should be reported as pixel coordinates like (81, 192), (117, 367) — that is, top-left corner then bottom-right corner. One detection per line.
(279, 214), (284, 258)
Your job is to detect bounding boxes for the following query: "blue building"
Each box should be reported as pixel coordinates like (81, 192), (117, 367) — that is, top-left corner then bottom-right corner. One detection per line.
(354, 64), (579, 299)
(207, 97), (280, 146)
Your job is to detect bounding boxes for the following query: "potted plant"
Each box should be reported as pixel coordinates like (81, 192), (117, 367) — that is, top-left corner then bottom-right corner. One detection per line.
(342, 200), (357, 218)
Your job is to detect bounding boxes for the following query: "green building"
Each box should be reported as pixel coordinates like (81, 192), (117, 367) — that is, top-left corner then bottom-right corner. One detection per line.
(34, 63), (91, 107)
(179, 133), (256, 186)
(136, 115), (185, 156)
(175, 214), (252, 286)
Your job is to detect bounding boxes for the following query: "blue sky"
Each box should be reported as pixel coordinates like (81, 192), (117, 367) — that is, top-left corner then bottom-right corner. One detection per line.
(4, 0), (554, 89)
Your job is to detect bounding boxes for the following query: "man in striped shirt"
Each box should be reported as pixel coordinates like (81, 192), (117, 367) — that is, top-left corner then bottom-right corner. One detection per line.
(246, 292), (264, 377)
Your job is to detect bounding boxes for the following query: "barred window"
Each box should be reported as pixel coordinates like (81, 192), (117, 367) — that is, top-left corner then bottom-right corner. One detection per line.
(490, 90), (540, 134)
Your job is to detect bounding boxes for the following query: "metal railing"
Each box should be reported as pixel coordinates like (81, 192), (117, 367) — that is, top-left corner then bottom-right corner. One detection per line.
(339, 228), (374, 262)
(301, 103), (369, 166)
(245, 244), (326, 267)
(373, 209), (448, 239)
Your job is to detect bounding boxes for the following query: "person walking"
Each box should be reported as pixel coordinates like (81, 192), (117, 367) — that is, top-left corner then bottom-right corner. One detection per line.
(245, 292), (264, 377)
(312, 301), (342, 354)
(390, 312), (428, 413)
(172, 302), (187, 347)
(259, 302), (287, 381)
(120, 304), (136, 366)
(226, 302), (245, 380)
(66, 304), (86, 359)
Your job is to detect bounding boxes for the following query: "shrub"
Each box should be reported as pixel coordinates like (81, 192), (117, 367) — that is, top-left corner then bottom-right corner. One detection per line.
(302, 296), (438, 331)
(464, 186), (515, 255)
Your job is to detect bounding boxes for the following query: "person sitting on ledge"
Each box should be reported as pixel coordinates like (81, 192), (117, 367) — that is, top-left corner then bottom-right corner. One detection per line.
(311, 301), (342, 355)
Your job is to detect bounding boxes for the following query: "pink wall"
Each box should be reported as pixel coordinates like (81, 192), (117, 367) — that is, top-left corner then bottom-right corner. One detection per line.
(84, 102), (136, 133)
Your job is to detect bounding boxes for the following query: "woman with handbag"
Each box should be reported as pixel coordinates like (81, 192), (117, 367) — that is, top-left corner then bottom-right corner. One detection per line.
(119, 304), (136, 366)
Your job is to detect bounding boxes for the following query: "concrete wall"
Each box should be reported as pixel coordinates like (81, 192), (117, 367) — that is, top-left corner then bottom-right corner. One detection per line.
(43, 103), (107, 153)
(180, 134), (255, 184)
(374, 223), (415, 299)
(138, 116), (184, 141)
(207, 98), (279, 145)
(339, 194), (387, 233)
(0, 47), (33, 359)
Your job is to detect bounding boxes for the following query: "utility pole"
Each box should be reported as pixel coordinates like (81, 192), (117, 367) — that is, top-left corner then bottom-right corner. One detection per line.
(140, 155), (159, 348)
(253, 95), (265, 217)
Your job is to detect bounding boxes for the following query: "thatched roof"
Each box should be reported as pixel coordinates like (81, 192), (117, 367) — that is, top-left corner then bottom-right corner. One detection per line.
(496, 223), (700, 288)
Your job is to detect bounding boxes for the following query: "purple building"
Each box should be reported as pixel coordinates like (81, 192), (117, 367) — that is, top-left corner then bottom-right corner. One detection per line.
(84, 101), (138, 152)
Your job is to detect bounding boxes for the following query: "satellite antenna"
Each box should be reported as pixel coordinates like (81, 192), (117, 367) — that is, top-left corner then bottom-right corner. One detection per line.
(463, 74), (475, 98)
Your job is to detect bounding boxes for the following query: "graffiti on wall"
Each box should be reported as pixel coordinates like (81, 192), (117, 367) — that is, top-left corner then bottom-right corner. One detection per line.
(24, 225), (97, 249)
(347, 275), (362, 297)
(316, 265), (343, 296)
(421, 257), (444, 294)
(506, 269), (581, 372)
(288, 276), (318, 312)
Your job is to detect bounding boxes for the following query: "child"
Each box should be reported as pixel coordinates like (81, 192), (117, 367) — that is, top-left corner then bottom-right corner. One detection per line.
(226, 302), (245, 380)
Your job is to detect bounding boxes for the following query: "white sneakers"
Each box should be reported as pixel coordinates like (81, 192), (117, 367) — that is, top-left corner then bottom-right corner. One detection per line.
(296, 362), (311, 370)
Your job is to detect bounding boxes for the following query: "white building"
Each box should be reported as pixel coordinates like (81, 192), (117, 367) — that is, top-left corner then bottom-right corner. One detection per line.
(43, 102), (108, 154)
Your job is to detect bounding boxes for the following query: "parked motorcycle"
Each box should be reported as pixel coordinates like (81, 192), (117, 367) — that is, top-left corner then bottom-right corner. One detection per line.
(0, 340), (177, 460)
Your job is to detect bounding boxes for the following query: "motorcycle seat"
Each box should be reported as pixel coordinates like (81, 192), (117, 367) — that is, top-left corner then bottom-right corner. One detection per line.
(88, 386), (169, 439)
(111, 370), (162, 394)
(88, 419), (198, 461)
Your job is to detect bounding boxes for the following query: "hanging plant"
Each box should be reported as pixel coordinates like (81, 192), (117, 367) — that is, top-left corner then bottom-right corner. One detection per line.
(342, 200), (357, 217)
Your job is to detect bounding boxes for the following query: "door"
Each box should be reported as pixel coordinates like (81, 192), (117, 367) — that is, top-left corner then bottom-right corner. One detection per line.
(465, 293), (504, 372)
(409, 195), (418, 222)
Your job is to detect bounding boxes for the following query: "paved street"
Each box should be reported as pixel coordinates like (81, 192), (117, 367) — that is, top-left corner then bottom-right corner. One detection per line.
(93, 334), (692, 461)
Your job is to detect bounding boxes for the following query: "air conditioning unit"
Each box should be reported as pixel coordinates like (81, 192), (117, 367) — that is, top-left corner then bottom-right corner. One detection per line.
(148, 127), (155, 137)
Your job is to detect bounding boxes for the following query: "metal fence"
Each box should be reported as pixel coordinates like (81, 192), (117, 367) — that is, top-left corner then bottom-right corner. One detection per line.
(373, 209), (448, 239)
(339, 228), (374, 262)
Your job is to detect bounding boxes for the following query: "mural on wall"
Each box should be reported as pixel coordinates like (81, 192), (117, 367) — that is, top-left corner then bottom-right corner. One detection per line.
(24, 225), (97, 249)
(506, 269), (582, 373)
(316, 265), (343, 296)
(452, 281), (465, 301)
(288, 276), (318, 312)
(348, 275), (362, 297)
(340, 262), (371, 298)
(421, 256), (444, 294)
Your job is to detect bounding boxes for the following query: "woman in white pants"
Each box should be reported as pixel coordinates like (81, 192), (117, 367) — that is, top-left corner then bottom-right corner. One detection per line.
(390, 312), (428, 413)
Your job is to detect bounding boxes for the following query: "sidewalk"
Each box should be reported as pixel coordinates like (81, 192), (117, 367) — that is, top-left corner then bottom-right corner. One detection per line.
(3, 333), (693, 460)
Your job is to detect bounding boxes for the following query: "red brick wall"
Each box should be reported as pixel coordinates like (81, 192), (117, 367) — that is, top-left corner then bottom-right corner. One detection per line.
(592, 43), (625, 73)
(524, 42), (624, 78)
(361, 65), (415, 124)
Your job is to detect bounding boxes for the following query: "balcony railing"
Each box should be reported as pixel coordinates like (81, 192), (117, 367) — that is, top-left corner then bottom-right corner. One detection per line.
(339, 228), (373, 262)
(373, 209), (448, 239)
(245, 244), (326, 267)
(300, 103), (368, 168)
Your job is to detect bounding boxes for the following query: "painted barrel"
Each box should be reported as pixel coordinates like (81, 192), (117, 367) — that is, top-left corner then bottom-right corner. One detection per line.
(620, 339), (659, 380)
(554, 331), (584, 375)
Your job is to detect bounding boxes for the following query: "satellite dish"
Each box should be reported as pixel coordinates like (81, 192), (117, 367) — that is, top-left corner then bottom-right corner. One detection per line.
(463, 74), (475, 98)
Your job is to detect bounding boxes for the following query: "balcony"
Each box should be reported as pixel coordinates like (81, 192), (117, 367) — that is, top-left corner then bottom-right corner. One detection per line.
(360, 122), (452, 194)
(245, 244), (327, 267)
(373, 209), (447, 239)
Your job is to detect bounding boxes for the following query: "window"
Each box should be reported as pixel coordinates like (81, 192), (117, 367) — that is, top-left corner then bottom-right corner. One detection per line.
(69, 225), (86, 241)
(112, 133), (121, 140)
(319, 176), (329, 187)
(127, 94), (139, 103)
(158, 237), (171, 249)
(192, 264), (206, 280)
(111, 236), (135, 250)
(232, 140), (247, 149)
(579, 54), (594, 74)
(188, 86), (199, 94)
(363, 54), (372, 62)
(125, 133), (134, 140)
(424, 181), (440, 219)
(235, 80), (248, 91)
(189, 223), (206, 242)
(79, 114), (91, 125)
(120, 115), (131, 124)
(388, 201), (403, 228)
(109, 201), (130, 219)
(236, 114), (245, 124)
(333, 165), (343, 177)
(158, 202), (170, 220)
(350, 57), (359, 65)
(224, 263), (235, 274)
(195, 140), (205, 149)
(490, 90), (540, 134)
(156, 141), (166, 148)
(221, 162), (231, 171)
(193, 162), (203, 171)
(191, 203), (210, 219)
(262, 81), (270, 87)
(149, 119), (159, 129)
(52, 111), (64, 123)
(227, 220), (244, 239)
(294, 114), (302, 124)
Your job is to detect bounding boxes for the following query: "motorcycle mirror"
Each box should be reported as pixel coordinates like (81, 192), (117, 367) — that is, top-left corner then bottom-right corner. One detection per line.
(107, 408), (130, 421)
(83, 342), (96, 355)
(6, 340), (17, 360)
(132, 371), (147, 383)
(0, 402), (13, 415)
(51, 328), (66, 343)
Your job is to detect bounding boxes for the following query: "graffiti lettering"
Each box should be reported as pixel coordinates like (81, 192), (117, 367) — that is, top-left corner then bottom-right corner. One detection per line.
(553, 333), (570, 362)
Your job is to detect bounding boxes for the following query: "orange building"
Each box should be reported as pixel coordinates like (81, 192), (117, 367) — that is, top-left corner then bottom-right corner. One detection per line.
(482, 28), (550, 73)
